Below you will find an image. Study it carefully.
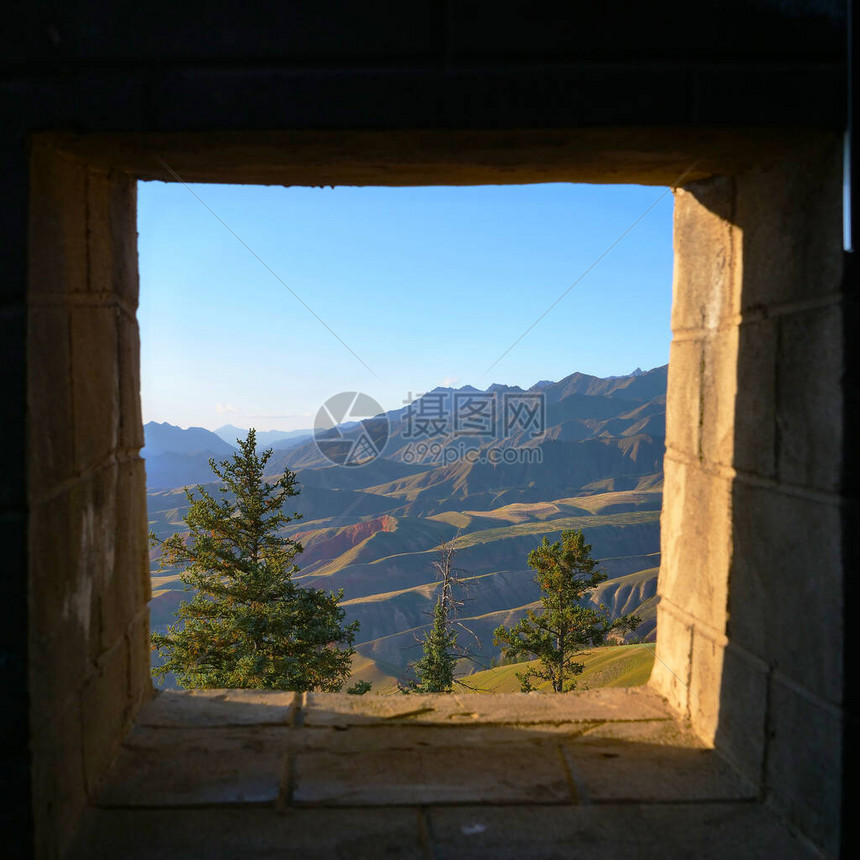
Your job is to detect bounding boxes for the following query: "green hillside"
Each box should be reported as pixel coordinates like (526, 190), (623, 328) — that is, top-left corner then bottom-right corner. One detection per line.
(460, 644), (655, 693)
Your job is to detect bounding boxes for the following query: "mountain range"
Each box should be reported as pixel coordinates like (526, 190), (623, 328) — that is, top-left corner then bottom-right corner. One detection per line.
(214, 424), (313, 449)
(147, 365), (667, 689)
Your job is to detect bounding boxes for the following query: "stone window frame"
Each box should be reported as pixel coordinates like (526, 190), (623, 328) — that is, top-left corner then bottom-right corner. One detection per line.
(27, 128), (844, 856)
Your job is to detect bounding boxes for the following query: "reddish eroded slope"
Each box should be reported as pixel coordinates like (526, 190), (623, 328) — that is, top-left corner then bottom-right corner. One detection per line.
(294, 515), (397, 566)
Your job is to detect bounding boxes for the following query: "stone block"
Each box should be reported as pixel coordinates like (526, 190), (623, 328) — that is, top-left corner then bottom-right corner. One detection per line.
(100, 484), (144, 655)
(736, 138), (843, 312)
(82, 636), (131, 794)
(430, 803), (816, 860)
(96, 727), (292, 806)
(87, 169), (139, 305)
(649, 603), (692, 716)
(29, 491), (74, 639)
(574, 716), (703, 747)
(302, 691), (468, 726)
(708, 643), (768, 787)
(658, 459), (731, 631)
(728, 482), (842, 703)
(665, 337), (702, 459)
(137, 689), (298, 728)
(126, 613), (153, 712)
(433, 805), (637, 860)
(302, 687), (670, 727)
(776, 305), (842, 493)
(117, 316), (144, 450)
(29, 626), (90, 737)
(114, 456), (149, 612)
(293, 744), (571, 806)
(296, 722), (601, 754)
(70, 306), (119, 472)
(767, 675), (842, 856)
(28, 305), (74, 490)
(564, 738), (754, 803)
(66, 466), (123, 660)
(671, 177), (738, 333)
(31, 697), (87, 860)
(28, 146), (88, 297)
(450, 688), (670, 724)
(69, 807), (425, 860)
(29, 492), (93, 725)
(700, 327), (738, 470)
(733, 318), (777, 479)
(688, 631), (731, 750)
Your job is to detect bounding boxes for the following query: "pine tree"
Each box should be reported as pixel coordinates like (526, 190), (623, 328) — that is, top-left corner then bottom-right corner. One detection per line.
(151, 429), (358, 691)
(406, 538), (465, 693)
(411, 601), (458, 692)
(493, 529), (640, 692)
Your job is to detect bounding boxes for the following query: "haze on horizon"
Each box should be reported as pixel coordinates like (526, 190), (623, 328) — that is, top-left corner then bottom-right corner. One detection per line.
(138, 181), (673, 432)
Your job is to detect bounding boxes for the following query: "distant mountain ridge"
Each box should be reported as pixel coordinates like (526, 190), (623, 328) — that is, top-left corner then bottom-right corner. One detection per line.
(143, 421), (236, 458)
(143, 422), (238, 490)
(214, 424), (313, 449)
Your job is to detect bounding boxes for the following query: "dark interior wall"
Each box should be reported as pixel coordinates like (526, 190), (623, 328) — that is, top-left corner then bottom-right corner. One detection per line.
(1, 1), (846, 135)
(1, 3), (848, 858)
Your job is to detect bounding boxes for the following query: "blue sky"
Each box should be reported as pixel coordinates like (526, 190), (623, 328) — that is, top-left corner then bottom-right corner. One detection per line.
(138, 182), (674, 431)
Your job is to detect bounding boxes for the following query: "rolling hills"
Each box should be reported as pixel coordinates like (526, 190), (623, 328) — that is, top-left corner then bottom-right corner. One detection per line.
(459, 644), (656, 694)
(147, 365), (666, 689)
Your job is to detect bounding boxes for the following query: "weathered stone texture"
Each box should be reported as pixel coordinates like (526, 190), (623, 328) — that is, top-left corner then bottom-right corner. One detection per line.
(81, 636), (131, 795)
(732, 318), (777, 478)
(565, 740), (754, 803)
(98, 726), (293, 806)
(700, 327), (739, 469)
(28, 148), (88, 298)
(117, 317), (144, 450)
(294, 745), (572, 806)
(670, 177), (739, 333)
(430, 803), (816, 860)
(665, 337), (702, 460)
(30, 699), (86, 860)
(87, 170), (139, 303)
(138, 689), (298, 728)
(767, 676), (843, 857)
(70, 306), (120, 473)
(728, 482), (842, 704)
(28, 306), (73, 489)
(71, 808), (426, 860)
(656, 138), (845, 857)
(708, 644), (768, 786)
(734, 138), (844, 312)
(776, 304), (843, 492)
(27, 146), (149, 860)
(649, 603), (692, 716)
(687, 631), (726, 747)
(303, 687), (668, 728)
(114, 457), (149, 610)
(66, 691), (806, 859)
(658, 458), (732, 632)
(126, 615), (153, 715)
